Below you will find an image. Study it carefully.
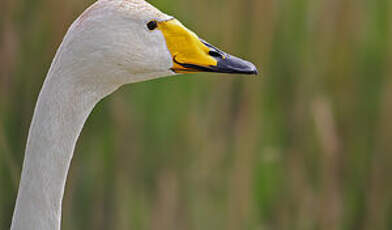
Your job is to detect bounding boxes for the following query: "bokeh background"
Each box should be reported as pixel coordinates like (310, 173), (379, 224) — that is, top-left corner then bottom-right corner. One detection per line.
(1, 0), (392, 229)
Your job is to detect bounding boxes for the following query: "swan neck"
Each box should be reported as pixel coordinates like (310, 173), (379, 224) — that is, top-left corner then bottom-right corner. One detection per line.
(11, 69), (115, 230)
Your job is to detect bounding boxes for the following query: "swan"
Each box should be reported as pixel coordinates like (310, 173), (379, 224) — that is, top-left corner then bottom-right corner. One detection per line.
(10, 0), (258, 229)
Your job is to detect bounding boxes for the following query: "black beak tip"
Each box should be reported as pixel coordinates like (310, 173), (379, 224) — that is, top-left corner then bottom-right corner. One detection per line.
(201, 40), (260, 76)
(239, 61), (259, 76)
(242, 67), (259, 75)
(216, 54), (259, 76)
(248, 63), (259, 75)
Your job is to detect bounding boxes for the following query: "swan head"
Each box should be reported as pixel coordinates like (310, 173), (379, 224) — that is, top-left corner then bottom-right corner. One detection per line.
(57, 0), (258, 86)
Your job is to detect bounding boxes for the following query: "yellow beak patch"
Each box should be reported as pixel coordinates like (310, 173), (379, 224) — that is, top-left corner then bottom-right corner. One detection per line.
(157, 19), (217, 73)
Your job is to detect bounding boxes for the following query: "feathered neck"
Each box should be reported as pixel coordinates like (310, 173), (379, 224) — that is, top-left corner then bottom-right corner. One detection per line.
(10, 47), (119, 230)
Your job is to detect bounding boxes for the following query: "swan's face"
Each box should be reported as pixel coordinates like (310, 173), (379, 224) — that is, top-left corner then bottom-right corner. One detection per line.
(63, 0), (257, 85)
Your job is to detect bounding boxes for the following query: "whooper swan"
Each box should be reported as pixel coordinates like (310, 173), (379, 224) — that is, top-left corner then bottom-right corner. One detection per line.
(10, 0), (258, 229)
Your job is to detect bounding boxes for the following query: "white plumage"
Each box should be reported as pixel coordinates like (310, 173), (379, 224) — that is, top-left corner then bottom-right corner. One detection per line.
(10, 0), (257, 229)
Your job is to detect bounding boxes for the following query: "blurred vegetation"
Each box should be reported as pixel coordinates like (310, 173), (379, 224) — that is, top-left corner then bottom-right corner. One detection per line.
(1, 0), (392, 229)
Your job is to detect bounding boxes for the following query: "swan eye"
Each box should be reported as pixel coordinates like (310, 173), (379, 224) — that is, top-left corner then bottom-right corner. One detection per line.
(147, 20), (158, 31)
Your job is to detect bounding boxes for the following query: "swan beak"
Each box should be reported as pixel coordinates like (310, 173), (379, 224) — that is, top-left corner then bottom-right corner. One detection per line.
(158, 19), (258, 75)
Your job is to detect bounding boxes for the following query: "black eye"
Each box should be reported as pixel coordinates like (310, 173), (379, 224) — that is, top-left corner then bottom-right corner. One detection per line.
(147, 20), (158, 30)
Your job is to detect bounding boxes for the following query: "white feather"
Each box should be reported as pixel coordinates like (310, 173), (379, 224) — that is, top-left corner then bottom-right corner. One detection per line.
(11, 1), (175, 229)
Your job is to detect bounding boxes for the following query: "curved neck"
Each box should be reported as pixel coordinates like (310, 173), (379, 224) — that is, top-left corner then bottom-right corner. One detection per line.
(11, 67), (117, 230)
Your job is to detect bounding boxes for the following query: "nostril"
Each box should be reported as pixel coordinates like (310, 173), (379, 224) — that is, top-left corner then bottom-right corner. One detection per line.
(209, 50), (222, 58)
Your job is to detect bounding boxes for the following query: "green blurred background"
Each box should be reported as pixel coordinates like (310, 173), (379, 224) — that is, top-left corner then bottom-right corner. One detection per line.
(1, 0), (392, 229)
